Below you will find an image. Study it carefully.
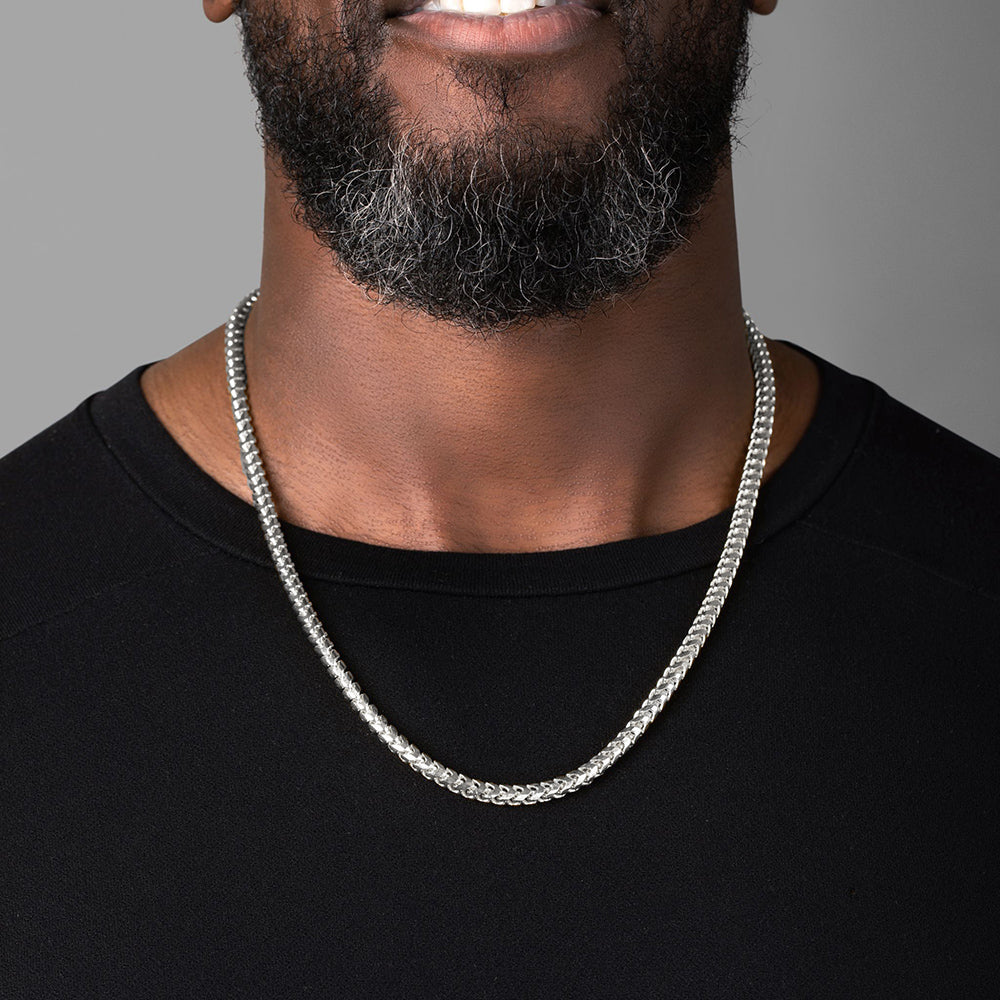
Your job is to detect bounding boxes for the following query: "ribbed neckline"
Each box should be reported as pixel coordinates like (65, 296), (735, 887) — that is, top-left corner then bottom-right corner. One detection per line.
(88, 344), (876, 597)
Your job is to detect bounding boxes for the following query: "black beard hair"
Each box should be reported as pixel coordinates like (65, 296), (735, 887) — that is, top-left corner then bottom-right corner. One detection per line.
(235, 0), (750, 334)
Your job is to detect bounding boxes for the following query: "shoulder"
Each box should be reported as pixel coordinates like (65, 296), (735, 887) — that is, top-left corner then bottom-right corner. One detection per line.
(0, 371), (211, 645)
(800, 356), (1000, 602)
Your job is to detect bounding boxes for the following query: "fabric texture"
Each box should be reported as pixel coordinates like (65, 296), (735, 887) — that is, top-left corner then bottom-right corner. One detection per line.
(2, 347), (998, 997)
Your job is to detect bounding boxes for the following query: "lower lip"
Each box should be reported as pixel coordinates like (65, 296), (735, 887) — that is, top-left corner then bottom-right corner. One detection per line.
(389, 5), (606, 57)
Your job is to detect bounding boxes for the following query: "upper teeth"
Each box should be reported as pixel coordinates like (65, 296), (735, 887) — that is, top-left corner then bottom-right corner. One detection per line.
(415, 0), (560, 14)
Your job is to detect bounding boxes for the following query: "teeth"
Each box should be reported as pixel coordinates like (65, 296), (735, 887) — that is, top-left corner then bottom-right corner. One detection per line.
(414, 0), (562, 13)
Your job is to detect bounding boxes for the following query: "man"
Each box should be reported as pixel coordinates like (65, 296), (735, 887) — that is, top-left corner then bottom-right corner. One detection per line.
(1, 0), (996, 994)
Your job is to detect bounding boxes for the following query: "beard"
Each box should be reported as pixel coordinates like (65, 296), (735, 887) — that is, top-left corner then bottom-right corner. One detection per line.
(235, 0), (750, 333)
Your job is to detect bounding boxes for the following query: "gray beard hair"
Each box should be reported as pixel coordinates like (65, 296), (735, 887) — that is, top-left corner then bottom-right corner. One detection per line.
(236, 0), (750, 333)
(326, 121), (684, 333)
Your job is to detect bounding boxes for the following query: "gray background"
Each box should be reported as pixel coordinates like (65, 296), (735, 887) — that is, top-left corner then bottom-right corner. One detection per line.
(1, 1), (997, 457)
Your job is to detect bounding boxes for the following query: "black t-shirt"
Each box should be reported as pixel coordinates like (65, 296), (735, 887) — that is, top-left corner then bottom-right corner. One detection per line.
(2, 349), (998, 997)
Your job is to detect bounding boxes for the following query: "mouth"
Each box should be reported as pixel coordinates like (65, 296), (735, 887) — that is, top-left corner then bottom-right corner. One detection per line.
(392, 0), (605, 14)
(386, 0), (612, 57)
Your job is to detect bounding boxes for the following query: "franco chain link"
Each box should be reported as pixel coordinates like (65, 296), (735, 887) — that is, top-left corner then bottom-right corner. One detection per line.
(225, 289), (775, 805)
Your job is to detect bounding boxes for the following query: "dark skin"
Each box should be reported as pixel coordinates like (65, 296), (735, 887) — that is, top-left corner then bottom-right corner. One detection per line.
(143, 0), (814, 554)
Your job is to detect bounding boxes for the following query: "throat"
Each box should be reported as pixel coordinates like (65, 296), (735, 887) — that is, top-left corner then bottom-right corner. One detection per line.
(221, 294), (764, 554)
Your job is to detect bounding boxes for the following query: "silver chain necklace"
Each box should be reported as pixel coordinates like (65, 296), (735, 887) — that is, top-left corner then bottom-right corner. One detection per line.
(225, 289), (776, 805)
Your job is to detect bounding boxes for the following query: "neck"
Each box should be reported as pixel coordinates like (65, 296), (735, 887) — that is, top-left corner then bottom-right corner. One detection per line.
(143, 157), (818, 553)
